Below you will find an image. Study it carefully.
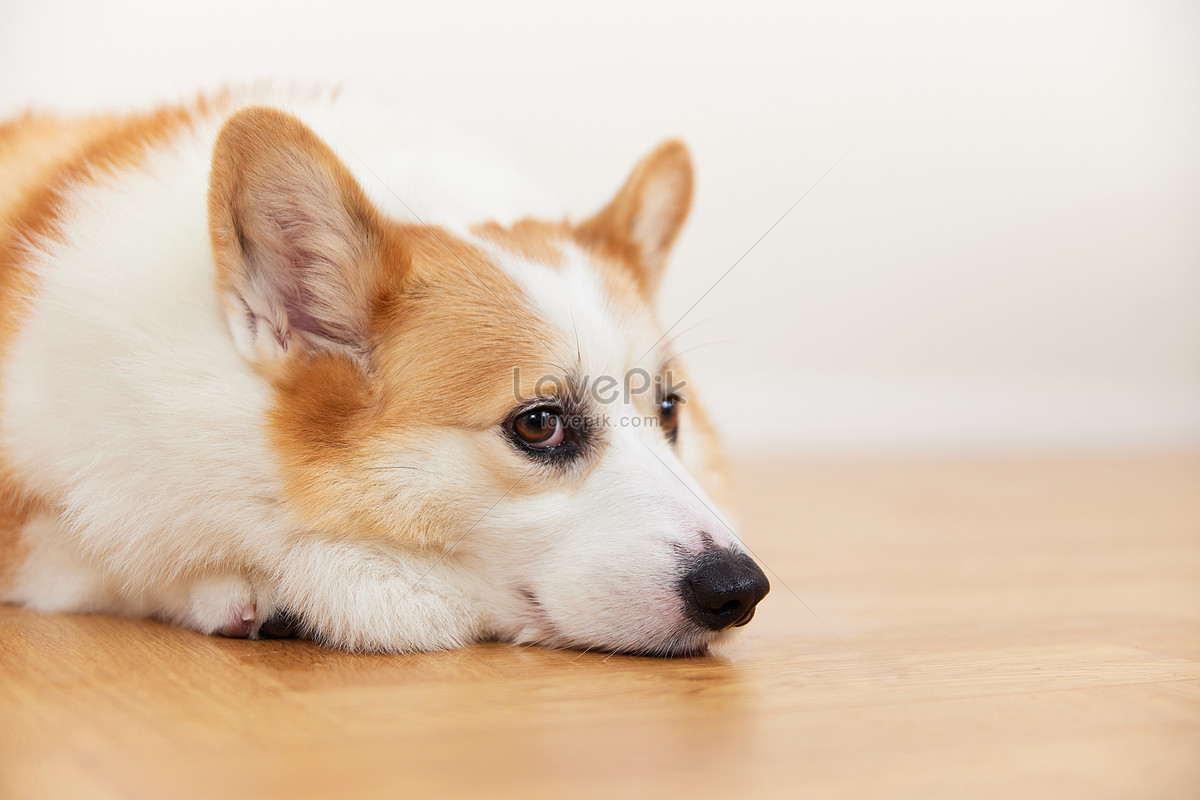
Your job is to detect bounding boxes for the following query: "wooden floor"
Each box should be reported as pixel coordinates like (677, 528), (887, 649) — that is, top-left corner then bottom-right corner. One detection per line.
(1, 455), (1198, 799)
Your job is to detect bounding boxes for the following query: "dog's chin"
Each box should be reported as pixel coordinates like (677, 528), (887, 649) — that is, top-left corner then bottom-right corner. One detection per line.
(516, 629), (718, 658)
(512, 608), (720, 658)
(650, 634), (716, 658)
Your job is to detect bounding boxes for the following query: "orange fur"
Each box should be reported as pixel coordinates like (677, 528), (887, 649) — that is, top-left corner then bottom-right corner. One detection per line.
(576, 139), (694, 298)
(267, 221), (569, 541)
(207, 105), (384, 360)
(470, 219), (569, 266)
(0, 475), (38, 591)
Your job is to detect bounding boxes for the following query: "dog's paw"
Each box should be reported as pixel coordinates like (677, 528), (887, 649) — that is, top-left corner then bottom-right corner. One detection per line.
(183, 575), (270, 639)
(216, 600), (259, 639)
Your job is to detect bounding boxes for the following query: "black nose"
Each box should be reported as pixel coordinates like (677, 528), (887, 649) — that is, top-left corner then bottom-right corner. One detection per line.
(681, 548), (770, 631)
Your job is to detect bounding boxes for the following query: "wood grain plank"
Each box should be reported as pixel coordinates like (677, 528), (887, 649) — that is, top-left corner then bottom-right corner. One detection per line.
(1, 455), (1197, 799)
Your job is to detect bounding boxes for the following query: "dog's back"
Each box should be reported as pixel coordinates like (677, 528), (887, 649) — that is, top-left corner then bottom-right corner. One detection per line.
(0, 100), (223, 600)
(0, 109), (155, 588)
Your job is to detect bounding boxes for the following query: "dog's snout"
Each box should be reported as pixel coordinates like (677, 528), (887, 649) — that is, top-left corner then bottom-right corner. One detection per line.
(681, 547), (770, 631)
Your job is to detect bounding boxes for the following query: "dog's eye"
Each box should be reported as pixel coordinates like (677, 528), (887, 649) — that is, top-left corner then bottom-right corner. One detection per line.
(659, 394), (681, 443)
(513, 407), (566, 449)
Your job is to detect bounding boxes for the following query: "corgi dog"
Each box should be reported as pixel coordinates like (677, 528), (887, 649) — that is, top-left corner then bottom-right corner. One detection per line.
(0, 90), (768, 655)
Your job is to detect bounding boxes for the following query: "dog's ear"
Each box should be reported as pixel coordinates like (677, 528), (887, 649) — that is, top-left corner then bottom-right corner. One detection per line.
(576, 140), (694, 299)
(208, 106), (383, 366)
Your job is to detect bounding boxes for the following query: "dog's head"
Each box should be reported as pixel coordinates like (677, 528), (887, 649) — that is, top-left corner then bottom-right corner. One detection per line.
(208, 107), (768, 655)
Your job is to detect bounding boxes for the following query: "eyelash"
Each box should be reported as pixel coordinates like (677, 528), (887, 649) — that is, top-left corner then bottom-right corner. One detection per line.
(507, 403), (583, 462)
(505, 384), (682, 460)
(658, 393), (681, 444)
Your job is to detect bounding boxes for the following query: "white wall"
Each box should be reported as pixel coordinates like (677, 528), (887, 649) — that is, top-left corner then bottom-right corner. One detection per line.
(2, 0), (1197, 453)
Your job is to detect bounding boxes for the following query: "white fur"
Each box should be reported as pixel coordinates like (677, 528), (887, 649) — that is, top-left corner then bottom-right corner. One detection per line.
(0, 91), (747, 654)
(464, 237), (743, 651)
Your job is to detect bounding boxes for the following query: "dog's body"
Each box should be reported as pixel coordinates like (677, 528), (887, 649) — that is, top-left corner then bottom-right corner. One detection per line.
(0, 90), (767, 654)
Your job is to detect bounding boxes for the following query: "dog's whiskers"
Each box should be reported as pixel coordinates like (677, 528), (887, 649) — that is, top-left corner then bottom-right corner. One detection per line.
(656, 312), (735, 357)
(569, 644), (597, 663)
(570, 308), (582, 367)
(667, 340), (738, 362)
